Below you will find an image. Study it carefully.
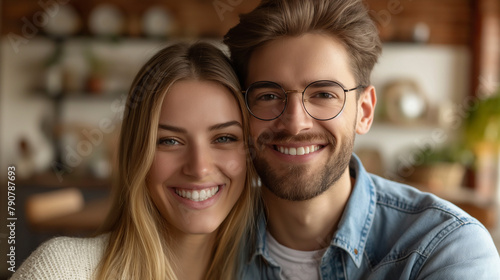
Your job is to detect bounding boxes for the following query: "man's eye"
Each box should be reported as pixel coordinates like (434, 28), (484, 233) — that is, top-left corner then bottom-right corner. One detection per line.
(312, 92), (338, 99)
(257, 93), (282, 101)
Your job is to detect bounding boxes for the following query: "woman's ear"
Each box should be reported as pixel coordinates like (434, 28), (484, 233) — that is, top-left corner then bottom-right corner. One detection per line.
(356, 85), (376, 135)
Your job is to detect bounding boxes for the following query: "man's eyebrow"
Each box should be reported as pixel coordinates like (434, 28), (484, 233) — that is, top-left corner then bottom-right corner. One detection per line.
(158, 121), (242, 133)
(307, 81), (343, 88)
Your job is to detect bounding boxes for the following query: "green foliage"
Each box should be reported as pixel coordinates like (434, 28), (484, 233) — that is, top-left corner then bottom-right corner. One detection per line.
(464, 91), (500, 147)
(410, 143), (473, 166)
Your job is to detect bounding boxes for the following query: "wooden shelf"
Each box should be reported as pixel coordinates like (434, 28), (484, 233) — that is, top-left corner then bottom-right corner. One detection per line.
(32, 90), (127, 100)
(18, 172), (112, 189)
(29, 198), (111, 234)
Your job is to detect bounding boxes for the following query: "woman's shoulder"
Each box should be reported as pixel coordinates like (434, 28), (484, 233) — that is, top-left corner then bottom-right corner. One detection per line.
(11, 234), (109, 280)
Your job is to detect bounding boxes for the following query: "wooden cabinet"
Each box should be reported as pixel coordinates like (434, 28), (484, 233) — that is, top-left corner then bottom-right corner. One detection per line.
(1, 0), (261, 38)
(0, 0), (479, 45)
(366, 0), (472, 45)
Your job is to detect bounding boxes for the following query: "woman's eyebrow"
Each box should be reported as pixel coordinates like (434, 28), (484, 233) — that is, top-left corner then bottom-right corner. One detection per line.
(209, 121), (242, 131)
(158, 121), (242, 133)
(158, 124), (186, 133)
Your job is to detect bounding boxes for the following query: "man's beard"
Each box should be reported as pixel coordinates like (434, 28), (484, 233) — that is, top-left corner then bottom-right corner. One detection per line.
(252, 130), (355, 201)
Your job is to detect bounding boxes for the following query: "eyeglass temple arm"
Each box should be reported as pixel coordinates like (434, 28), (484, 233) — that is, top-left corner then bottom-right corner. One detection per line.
(345, 85), (367, 92)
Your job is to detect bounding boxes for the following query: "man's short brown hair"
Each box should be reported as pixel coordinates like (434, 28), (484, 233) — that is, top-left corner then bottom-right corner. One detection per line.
(224, 0), (382, 89)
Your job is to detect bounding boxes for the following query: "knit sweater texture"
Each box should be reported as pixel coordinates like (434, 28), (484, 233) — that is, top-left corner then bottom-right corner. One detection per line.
(10, 234), (108, 280)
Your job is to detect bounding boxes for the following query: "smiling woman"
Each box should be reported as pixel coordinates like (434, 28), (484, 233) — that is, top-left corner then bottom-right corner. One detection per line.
(10, 42), (259, 280)
(148, 79), (247, 237)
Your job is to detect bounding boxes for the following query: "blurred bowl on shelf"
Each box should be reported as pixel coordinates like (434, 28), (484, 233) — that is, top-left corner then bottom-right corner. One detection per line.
(44, 4), (82, 37)
(142, 6), (175, 37)
(88, 4), (125, 37)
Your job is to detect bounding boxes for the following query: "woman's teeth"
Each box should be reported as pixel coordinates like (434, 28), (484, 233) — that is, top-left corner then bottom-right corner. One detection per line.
(275, 145), (321, 156)
(175, 186), (219, 202)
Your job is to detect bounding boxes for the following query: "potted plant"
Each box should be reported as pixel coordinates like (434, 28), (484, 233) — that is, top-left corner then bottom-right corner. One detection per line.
(403, 143), (472, 193)
(462, 90), (500, 197)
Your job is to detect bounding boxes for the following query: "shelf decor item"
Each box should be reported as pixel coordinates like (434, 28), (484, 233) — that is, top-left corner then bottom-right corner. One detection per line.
(84, 46), (105, 94)
(43, 4), (81, 37)
(88, 4), (125, 37)
(44, 42), (64, 96)
(142, 6), (176, 38)
(381, 79), (430, 125)
(402, 144), (470, 193)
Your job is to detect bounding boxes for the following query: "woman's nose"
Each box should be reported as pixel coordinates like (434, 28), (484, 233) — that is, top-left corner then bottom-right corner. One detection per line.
(182, 145), (215, 179)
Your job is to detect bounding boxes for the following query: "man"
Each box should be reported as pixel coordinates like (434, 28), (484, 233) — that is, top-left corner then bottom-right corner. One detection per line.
(224, 0), (500, 279)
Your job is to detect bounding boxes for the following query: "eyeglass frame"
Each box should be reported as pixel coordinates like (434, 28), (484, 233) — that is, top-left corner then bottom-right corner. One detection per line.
(241, 80), (366, 121)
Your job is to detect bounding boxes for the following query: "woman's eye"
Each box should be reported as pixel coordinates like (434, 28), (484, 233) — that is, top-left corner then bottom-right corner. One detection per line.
(158, 138), (180, 146)
(214, 135), (238, 144)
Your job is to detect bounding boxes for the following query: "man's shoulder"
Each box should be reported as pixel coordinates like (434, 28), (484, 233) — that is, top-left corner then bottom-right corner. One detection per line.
(11, 234), (108, 279)
(369, 173), (477, 223)
(366, 174), (491, 263)
(362, 174), (500, 278)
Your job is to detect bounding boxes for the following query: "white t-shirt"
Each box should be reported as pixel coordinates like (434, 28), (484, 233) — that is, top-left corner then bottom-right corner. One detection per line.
(266, 231), (327, 280)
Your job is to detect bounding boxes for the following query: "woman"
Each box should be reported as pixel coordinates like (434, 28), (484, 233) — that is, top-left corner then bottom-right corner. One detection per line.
(12, 42), (258, 279)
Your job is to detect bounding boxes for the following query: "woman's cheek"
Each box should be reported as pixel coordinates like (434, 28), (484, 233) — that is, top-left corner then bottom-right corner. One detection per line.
(217, 147), (247, 178)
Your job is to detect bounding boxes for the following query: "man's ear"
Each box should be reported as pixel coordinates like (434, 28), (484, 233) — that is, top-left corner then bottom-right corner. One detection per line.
(356, 85), (376, 135)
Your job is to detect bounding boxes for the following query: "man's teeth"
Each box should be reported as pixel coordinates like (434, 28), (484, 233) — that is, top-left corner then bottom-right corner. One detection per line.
(175, 186), (219, 202)
(276, 145), (320, 156)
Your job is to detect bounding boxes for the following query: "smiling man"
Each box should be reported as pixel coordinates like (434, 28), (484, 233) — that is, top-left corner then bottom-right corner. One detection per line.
(224, 0), (500, 279)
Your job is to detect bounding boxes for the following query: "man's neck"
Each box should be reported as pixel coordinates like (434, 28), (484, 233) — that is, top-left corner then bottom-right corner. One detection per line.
(263, 168), (354, 251)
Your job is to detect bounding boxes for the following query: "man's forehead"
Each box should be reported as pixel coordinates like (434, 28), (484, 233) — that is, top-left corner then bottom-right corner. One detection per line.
(245, 33), (353, 86)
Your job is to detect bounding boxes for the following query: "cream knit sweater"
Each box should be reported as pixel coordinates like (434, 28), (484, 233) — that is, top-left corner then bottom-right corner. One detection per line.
(10, 234), (108, 280)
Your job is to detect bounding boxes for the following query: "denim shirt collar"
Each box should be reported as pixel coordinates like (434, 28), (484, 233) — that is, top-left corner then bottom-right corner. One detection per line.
(250, 154), (377, 268)
(252, 212), (280, 267)
(331, 154), (376, 267)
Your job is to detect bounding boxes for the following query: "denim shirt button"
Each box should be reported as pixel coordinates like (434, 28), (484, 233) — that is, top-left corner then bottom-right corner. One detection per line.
(354, 249), (358, 255)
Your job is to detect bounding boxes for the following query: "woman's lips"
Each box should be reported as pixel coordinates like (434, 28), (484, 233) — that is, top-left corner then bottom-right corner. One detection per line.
(169, 184), (225, 209)
(174, 186), (220, 202)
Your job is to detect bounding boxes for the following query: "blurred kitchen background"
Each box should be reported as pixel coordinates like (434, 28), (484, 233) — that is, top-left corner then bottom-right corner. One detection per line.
(0, 0), (499, 278)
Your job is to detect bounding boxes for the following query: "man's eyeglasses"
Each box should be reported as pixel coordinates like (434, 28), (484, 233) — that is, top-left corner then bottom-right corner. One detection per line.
(242, 80), (365, 121)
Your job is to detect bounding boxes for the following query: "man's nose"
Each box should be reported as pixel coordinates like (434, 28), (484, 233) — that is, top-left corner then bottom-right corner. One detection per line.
(275, 93), (313, 135)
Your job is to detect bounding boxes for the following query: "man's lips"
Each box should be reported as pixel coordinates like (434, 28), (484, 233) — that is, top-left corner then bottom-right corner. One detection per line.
(272, 144), (324, 156)
(255, 131), (334, 156)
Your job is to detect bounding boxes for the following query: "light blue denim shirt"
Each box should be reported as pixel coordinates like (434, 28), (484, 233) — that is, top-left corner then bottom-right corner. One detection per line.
(241, 154), (500, 279)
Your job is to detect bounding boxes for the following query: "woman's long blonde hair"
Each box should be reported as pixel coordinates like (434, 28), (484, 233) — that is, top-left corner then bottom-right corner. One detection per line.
(95, 42), (257, 279)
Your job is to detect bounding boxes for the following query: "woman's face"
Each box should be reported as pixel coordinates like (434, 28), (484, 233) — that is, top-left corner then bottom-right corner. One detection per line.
(147, 79), (246, 236)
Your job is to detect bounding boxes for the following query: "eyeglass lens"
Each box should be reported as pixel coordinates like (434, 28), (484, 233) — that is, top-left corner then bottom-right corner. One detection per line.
(245, 81), (346, 120)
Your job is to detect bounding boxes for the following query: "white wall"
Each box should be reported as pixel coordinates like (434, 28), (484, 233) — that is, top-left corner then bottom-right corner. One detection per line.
(354, 44), (471, 178)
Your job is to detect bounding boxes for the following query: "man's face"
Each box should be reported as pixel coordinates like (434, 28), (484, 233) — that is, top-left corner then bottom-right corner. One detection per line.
(246, 33), (366, 201)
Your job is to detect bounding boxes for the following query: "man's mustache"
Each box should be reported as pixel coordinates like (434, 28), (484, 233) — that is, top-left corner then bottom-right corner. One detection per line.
(254, 130), (336, 147)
